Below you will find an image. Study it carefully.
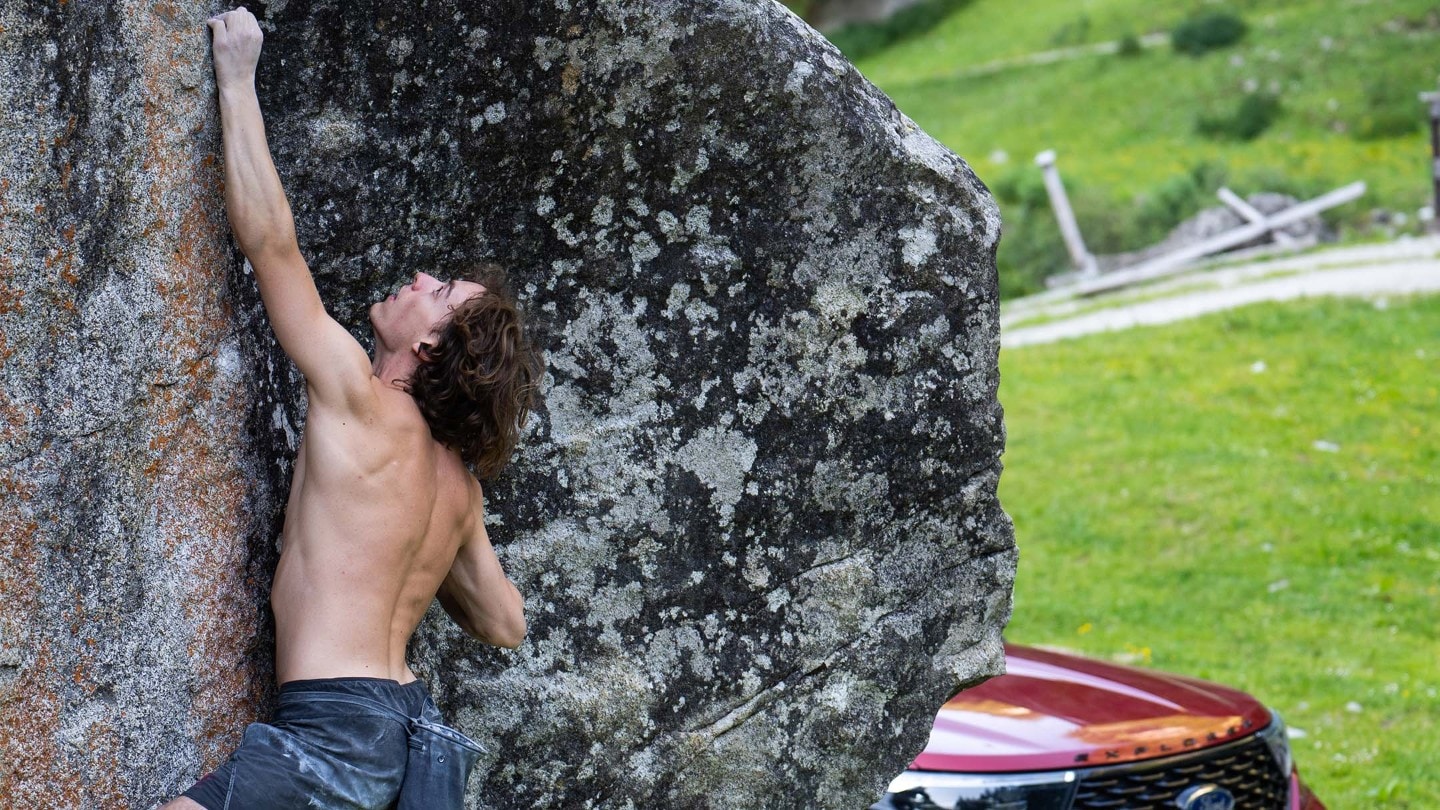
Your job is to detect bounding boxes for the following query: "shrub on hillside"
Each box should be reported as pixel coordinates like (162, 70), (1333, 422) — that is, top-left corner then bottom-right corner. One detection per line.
(1133, 161), (1228, 243)
(1197, 93), (1281, 141)
(826, 0), (974, 62)
(1115, 32), (1143, 57)
(1049, 15), (1092, 48)
(1351, 79), (1422, 141)
(1171, 12), (1247, 56)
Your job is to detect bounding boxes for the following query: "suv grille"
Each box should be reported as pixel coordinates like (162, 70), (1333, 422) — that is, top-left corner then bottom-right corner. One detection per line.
(1071, 735), (1288, 809)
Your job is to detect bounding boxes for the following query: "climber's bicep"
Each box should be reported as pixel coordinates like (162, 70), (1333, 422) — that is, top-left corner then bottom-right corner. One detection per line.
(251, 246), (374, 407)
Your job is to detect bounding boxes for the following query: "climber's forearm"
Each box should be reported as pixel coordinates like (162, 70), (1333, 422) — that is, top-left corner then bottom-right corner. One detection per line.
(217, 84), (299, 261)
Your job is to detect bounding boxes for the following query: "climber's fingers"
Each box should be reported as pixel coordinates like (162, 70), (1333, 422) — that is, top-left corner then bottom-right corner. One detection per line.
(207, 8), (263, 48)
(207, 7), (263, 89)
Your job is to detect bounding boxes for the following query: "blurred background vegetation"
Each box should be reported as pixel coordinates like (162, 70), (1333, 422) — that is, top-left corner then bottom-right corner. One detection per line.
(786, 0), (1436, 298)
(785, 2), (1440, 807)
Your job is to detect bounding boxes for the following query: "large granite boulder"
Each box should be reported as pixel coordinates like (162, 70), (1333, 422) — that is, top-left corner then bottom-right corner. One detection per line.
(0, 1), (1013, 807)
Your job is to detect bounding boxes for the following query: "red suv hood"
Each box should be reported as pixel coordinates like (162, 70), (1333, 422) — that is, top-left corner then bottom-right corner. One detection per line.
(912, 644), (1274, 773)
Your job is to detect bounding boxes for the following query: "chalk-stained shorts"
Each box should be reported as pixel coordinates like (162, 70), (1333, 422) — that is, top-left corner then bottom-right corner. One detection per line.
(182, 676), (483, 810)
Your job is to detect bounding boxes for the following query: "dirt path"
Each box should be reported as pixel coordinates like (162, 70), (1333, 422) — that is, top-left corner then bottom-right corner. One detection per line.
(952, 33), (1169, 80)
(1002, 238), (1440, 348)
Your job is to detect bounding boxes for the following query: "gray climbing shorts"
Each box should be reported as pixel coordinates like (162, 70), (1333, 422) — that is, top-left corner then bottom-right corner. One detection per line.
(181, 676), (483, 810)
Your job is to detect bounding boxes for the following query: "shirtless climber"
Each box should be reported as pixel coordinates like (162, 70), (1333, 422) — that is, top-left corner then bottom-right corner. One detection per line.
(165, 7), (540, 808)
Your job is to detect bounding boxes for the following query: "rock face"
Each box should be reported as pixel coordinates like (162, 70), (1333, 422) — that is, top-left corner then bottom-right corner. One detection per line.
(0, 1), (1013, 808)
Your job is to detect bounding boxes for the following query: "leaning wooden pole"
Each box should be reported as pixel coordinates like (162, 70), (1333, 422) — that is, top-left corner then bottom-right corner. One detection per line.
(1035, 149), (1098, 277)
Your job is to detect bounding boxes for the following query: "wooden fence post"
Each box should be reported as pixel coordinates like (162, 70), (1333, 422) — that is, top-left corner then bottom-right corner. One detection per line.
(1035, 149), (1098, 277)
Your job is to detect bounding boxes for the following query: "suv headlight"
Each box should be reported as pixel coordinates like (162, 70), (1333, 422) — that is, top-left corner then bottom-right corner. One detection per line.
(871, 770), (1076, 810)
(1258, 709), (1294, 777)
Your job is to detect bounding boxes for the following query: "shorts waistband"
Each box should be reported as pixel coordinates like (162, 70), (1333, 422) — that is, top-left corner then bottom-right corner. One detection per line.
(279, 676), (427, 693)
(277, 676), (431, 720)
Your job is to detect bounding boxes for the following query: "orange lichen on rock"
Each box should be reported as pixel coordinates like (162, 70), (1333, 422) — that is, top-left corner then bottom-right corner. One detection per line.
(0, 5), (278, 802)
(0, 284), (23, 316)
(0, 473), (73, 806)
(145, 369), (267, 769)
(0, 646), (87, 806)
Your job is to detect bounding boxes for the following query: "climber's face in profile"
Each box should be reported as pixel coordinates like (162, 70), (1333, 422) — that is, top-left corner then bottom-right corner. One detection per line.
(369, 272), (486, 351)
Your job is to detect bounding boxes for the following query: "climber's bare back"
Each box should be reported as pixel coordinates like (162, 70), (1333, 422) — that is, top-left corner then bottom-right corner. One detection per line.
(271, 379), (483, 685)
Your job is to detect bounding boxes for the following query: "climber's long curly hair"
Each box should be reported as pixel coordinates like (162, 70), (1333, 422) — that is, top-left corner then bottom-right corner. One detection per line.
(407, 263), (543, 480)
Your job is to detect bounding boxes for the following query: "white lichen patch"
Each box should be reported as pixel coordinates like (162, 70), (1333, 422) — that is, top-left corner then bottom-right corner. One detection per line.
(765, 589), (790, 613)
(683, 298), (718, 330)
(585, 581), (647, 650)
(655, 210), (682, 242)
(652, 625), (713, 681)
(629, 231), (661, 263)
(387, 37), (414, 63)
(670, 164), (695, 191)
(820, 48), (849, 74)
(900, 122), (1002, 247)
(590, 196), (615, 227)
(533, 36), (565, 70)
(919, 313), (950, 347)
(306, 108), (367, 153)
(692, 378), (718, 411)
(674, 427), (757, 523)
(551, 214), (584, 246)
(663, 282), (690, 318)
(687, 242), (739, 271)
(810, 460), (889, 515)
(898, 225), (938, 267)
(785, 60), (815, 95)
(683, 206), (711, 236)
(743, 553), (771, 589)
(811, 280), (867, 325)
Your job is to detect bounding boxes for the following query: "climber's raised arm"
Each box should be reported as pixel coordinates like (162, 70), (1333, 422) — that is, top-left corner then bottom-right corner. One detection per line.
(208, 7), (371, 406)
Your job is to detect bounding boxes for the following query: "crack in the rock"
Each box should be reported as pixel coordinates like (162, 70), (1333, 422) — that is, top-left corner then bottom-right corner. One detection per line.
(727, 458), (1005, 613)
(729, 548), (869, 613)
(148, 330), (236, 388)
(53, 419), (119, 441)
(674, 547), (1010, 757)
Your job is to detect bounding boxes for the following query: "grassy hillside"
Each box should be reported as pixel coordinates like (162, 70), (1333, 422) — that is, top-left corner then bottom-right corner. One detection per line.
(1000, 295), (1440, 807)
(833, 0), (1438, 295)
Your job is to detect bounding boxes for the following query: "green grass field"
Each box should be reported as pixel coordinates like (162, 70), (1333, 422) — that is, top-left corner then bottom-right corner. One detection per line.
(833, 0), (1439, 293)
(999, 295), (1440, 807)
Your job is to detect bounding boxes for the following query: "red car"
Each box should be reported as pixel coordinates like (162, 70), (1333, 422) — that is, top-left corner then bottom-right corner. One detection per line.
(874, 644), (1326, 810)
